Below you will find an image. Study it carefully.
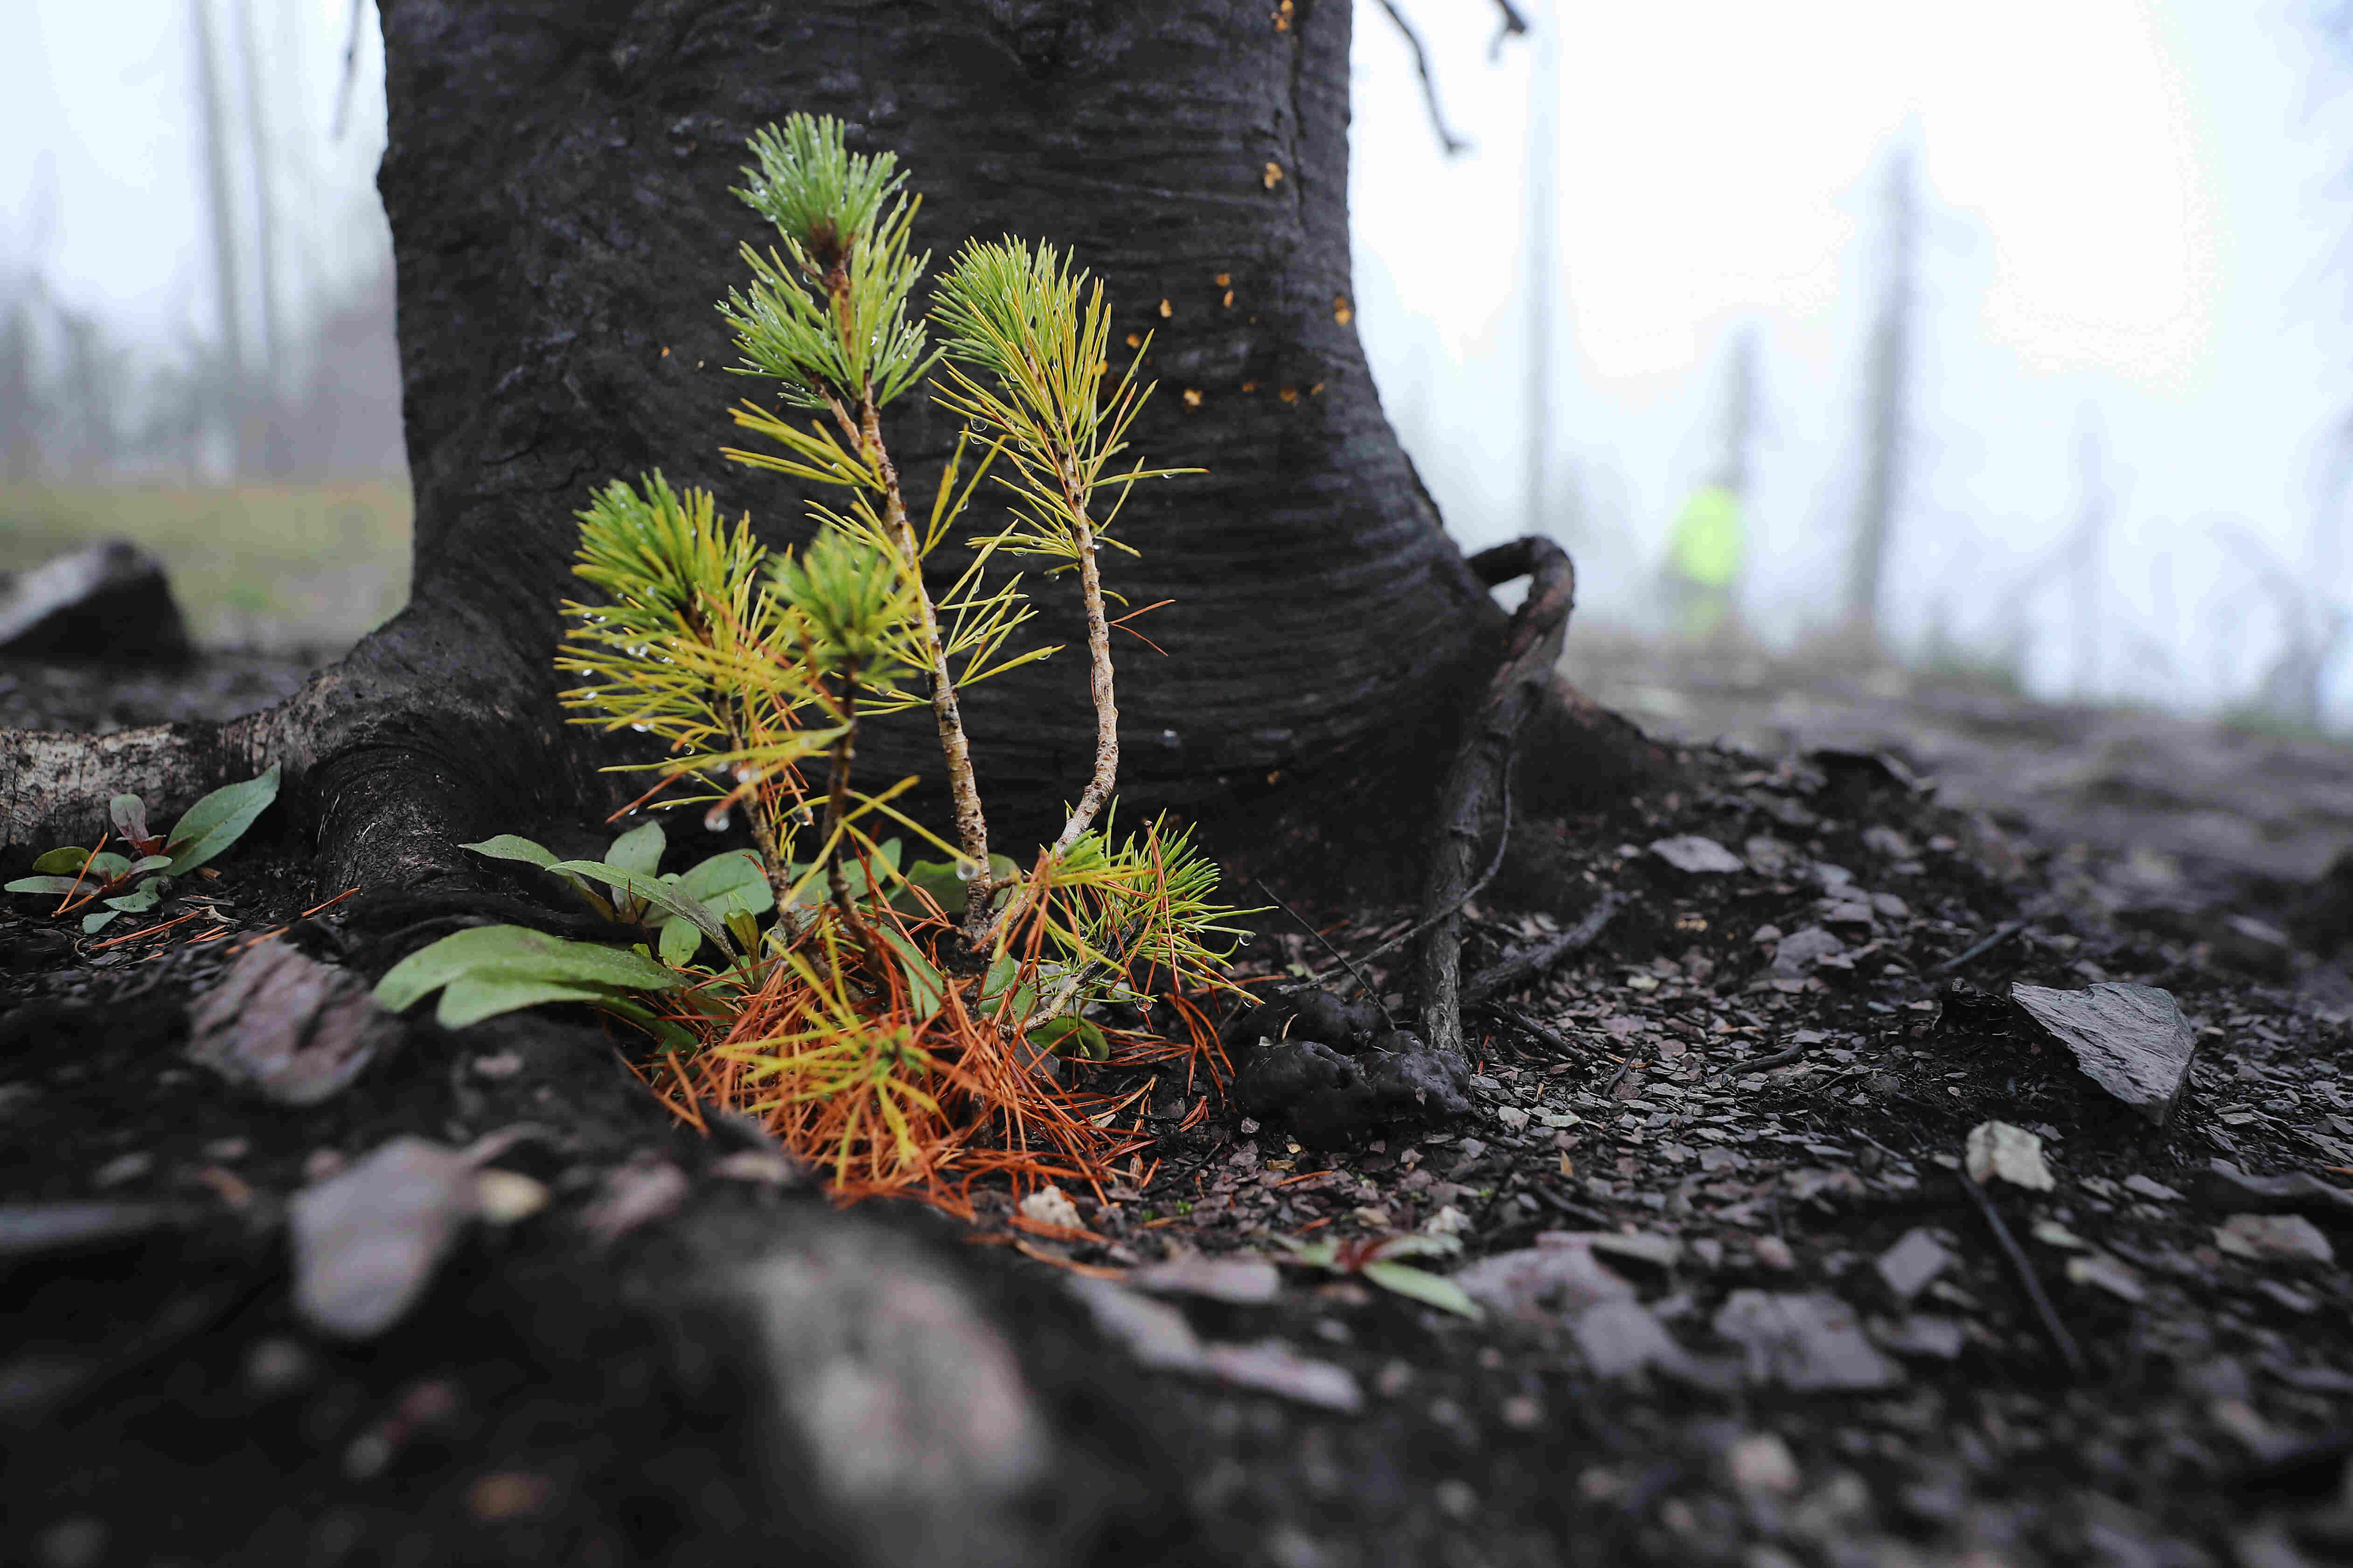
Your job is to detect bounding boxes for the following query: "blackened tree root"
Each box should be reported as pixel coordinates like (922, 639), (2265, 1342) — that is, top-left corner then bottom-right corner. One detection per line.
(1413, 537), (1577, 1056)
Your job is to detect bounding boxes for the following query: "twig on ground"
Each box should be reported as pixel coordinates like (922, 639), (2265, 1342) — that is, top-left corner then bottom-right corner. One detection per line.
(1256, 879), (1396, 1034)
(1603, 1043), (1646, 1097)
(1414, 538), (1576, 1059)
(1529, 1182), (1616, 1228)
(1461, 889), (1622, 1006)
(1952, 1163), (2087, 1381)
(1319, 756), (1515, 987)
(1933, 919), (2025, 974)
(1483, 1001), (1574, 1058)
(1708, 1040), (1806, 1081)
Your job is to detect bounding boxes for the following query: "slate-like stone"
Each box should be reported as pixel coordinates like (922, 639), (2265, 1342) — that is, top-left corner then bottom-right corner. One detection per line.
(2196, 1160), (2353, 1221)
(187, 939), (403, 1106)
(2009, 981), (2200, 1127)
(289, 1137), (480, 1339)
(1874, 1228), (1951, 1304)
(1650, 835), (1746, 875)
(1773, 927), (1846, 979)
(0, 539), (194, 665)
(1712, 1290), (1903, 1390)
(1455, 1237), (1634, 1322)
(1128, 1253), (1282, 1305)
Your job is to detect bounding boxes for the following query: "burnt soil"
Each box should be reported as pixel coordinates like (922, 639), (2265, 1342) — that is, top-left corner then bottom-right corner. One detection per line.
(4, 645), (2352, 1568)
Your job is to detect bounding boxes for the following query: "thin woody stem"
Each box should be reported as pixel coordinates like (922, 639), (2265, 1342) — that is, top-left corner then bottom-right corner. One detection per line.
(853, 395), (996, 941)
(973, 472), (1117, 953)
(1050, 501), (1117, 856)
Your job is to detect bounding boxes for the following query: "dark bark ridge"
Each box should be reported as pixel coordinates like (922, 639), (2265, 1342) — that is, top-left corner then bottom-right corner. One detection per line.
(8, 0), (1526, 897)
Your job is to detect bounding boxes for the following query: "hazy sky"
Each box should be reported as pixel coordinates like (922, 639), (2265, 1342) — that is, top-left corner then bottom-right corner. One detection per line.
(1351, 0), (2353, 715)
(8, 0), (2353, 718)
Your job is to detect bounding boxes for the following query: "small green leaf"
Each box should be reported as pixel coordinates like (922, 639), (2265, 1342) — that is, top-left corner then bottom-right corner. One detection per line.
(85, 852), (134, 882)
(1359, 1259), (1483, 1321)
(672, 849), (773, 920)
(373, 924), (682, 1014)
(31, 847), (90, 875)
(658, 916), (703, 967)
(104, 883), (162, 914)
(436, 975), (640, 1030)
(163, 763), (282, 876)
(873, 924), (947, 1020)
(461, 834), (562, 871)
(605, 820), (666, 877)
(83, 910), (120, 934)
(7, 875), (89, 896)
(108, 793), (152, 847)
(1026, 1015), (1109, 1060)
(126, 856), (173, 876)
(545, 861), (735, 956)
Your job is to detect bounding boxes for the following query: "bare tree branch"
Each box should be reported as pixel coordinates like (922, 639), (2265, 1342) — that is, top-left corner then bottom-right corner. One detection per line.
(1374, 0), (1471, 158)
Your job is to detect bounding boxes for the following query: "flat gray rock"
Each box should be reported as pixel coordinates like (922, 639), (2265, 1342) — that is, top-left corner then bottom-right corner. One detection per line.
(289, 1136), (479, 1339)
(1874, 1228), (1951, 1304)
(1650, 835), (1746, 874)
(187, 940), (403, 1106)
(1454, 1237), (1635, 1321)
(1712, 1290), (1903, 1390)
(2196, 1159), (2353, 1220)
(2009, 981), (2200, 1127)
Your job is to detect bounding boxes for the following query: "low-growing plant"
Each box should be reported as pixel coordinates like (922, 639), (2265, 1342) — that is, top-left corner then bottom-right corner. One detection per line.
(6, 765), (281, 934)
(374, 115), (1246, 1205)
(1277, 1231), (1484, 1321)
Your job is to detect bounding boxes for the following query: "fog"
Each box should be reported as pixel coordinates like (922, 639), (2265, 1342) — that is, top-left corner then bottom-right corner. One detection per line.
(7, 0), (2353, 726)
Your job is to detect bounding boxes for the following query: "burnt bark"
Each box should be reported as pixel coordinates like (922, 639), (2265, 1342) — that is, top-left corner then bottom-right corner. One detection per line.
(5, 0), (1630, 899)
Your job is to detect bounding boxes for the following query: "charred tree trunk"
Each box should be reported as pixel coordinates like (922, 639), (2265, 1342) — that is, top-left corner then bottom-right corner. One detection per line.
(7, 0), (1647, 905)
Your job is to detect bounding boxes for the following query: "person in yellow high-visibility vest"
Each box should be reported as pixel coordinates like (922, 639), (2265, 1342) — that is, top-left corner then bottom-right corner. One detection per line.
(1663, 482), (1746, 640)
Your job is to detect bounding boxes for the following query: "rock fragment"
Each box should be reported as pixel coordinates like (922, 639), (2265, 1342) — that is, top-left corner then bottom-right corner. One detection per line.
(1454, 1236), (1635, 1322)
(0, 539), (193, 664)
(1128, 1252), (1282, 1305)
(1964, 1120), (2056, 1192)
(1650, 835), (1746, 874)
(187, 939), (402, 1106)
(2008, 981), (2199, 1126)
(1874, 1228), (1951, 1304)
(2195, 1160), (2353, 1221)
(1772, 927), (1846, 979)
(289, 1137), (480, 1339)
(1069, 1278), (1361, 1411)
(1712, 1291), (1903, 1390)
(2214, 1214), (2335, 1265)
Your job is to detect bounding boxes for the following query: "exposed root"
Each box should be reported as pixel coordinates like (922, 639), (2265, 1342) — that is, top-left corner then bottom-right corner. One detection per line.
(1412, 536), (1577, 1057)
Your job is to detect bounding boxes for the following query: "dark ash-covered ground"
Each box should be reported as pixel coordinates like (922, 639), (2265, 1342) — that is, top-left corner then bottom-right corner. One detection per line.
(4, 645), (2351, 1568)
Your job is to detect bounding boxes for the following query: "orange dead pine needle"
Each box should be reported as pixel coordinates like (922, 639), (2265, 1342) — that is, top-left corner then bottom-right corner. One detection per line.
(51, 829), (110, 917)
(299, 887), (361, 919)
(90, 908), (206, 951)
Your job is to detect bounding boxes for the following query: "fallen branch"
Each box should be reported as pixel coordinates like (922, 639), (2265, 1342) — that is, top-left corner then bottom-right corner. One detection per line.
(1319, 751), (1515, 986)
(1414, 538), (1577, 1057)
(1952, 1164), (2086, 1381)
(1461, 889), (1621, 1006)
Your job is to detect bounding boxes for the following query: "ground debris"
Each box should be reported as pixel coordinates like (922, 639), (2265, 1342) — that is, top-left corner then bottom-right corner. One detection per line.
(288, 1136), (479, 1339)
(186, 938), (401, 1106)
(1711, 1290), (1904, 1390)
(2009, 979), (2200, 1125)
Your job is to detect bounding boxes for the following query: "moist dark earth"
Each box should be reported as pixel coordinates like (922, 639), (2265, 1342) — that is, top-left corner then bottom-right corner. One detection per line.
(5, 644), (2352, 1568)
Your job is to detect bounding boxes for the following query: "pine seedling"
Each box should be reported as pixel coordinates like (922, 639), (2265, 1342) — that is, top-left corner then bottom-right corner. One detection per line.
(932, 240), (1194, 945)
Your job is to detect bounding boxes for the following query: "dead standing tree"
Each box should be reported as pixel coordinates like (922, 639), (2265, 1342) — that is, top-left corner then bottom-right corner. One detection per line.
(0, 0), (1651, 1051)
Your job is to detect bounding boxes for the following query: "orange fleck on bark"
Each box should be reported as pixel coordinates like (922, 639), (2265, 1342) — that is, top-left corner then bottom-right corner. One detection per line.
(1263, 161), (1283, 189)
(1158, 298), (1172, 318)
